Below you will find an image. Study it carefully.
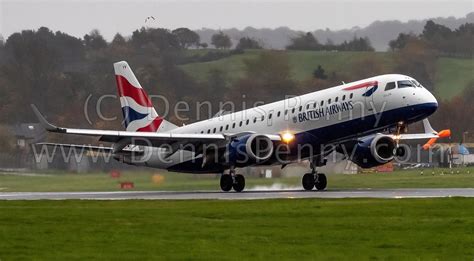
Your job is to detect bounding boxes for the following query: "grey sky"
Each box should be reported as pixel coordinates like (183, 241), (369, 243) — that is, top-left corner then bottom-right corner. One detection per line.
(1, 0), (473, 40)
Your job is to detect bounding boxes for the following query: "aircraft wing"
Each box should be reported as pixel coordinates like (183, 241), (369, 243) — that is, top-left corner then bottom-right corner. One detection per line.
(388, 119), (449, 141)
(391, 133), (439, 140)
(32, 105), (281, 149)
(36, 143), (113, 152)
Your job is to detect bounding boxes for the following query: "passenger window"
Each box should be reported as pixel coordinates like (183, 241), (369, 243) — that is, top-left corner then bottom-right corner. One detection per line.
(398, 80), (414, 88)
(225, 125), (229, 130)
(219, 126), (223, 132)
(213, 128), (216, 133)
(306, 104), (310, 110)
(232, 123), (236, 128)
(385, 82), (396, 91)
(328, 98), (331, 104)
(277, 111), (281, 117)
(292, 108), (295, 113)
(261, 115), (264, 121)
(313, 102), (317, 108)
(207, 129), (210, 133)
(342, 95), (346, 101)
(201, 131), (204, 134)
(253, 118), (257, 123)
(335, 97), (339, 102)
(299, 106), (302, 112)
(285, 110), (288, 115)
(350, 93), (353, 99)
(239, 121), (243, 127)
(246, 119), (249, 125)
(320, 100), (324, 106)
(269, 114), (273, 119)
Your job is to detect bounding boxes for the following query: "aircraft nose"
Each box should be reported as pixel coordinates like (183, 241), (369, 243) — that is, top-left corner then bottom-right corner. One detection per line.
(421, 89), (438, 115)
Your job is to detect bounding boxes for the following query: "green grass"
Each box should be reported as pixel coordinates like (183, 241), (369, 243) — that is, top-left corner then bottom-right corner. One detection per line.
(180, 49), (260, 82)
(434, 57), (474, 100)
(0, 167), (473, 192)
(0, 198), (473, 260)
(180, 49), (473, 100)
(287, 50), (394, 81)
(180, 50), (394, 83)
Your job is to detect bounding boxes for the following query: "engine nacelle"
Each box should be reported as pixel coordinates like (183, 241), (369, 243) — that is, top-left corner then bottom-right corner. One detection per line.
(225, 134), (274, 166)
(349, 134), (396, 168)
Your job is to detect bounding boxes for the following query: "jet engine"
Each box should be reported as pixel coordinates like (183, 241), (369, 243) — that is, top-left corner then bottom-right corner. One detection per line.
(225, 133), (274, 166)
(347, 134), (397, 168)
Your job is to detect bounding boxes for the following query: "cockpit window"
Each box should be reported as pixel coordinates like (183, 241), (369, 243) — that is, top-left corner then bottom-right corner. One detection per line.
(385, 82), (396, 91)
(398, 80), (414, 88)
(411, 80), (422, 87)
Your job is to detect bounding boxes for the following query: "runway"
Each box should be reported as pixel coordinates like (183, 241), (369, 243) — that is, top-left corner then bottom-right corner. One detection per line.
(1, 188), (474, 200)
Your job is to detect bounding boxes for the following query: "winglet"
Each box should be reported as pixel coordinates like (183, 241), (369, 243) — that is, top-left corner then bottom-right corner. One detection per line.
(30, 104), (65, 133)
(422, 118), (437, 134)
(421, 118), (451, 150)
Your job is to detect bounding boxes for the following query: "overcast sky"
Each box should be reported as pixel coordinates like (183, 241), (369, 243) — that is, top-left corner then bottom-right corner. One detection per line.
(1, 0), (473, 40)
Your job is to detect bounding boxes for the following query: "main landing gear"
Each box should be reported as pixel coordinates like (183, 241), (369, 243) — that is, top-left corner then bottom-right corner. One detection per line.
(302, 172), (327, 191)
(220, 168), (245, 192)
(302, 162), (327, 191)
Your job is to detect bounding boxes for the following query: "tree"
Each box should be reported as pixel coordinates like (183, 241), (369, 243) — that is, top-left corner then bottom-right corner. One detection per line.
(236, 37), (262, 50)
(111, 33), (127, 46)
(389, 33), (418, 51)
(211, 31), (232, 49)
(394, 38), (436, 90)
(2, 27), (62, 122)
(84, 29), (107, 50)
(313, 65), (328, 79)
(231, 51), (296, 106)
(286, 32), (320, 50)
(172, 28), (200, 48)
(422, 20), (452, 41)
(339, 36), (374, 51)
(131, 27), (180, 51)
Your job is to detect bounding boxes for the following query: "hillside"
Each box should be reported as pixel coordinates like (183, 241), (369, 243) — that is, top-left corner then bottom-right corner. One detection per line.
(196, 12), (474, 51)
(180, 50), (473, 100)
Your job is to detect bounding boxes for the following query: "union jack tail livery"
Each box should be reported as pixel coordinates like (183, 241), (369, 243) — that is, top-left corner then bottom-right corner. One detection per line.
(114, 61), (176, 132)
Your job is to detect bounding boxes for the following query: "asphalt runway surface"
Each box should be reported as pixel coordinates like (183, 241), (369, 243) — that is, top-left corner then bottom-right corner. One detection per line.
(0, 188), (474, 200)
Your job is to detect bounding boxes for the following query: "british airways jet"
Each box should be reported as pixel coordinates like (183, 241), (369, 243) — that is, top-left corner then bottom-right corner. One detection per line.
(32, 61), (445, 192)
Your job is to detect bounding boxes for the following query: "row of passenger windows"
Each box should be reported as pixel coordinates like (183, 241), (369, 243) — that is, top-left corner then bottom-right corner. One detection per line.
(385, 80), (422, 91)
(199, 93), (354, 134)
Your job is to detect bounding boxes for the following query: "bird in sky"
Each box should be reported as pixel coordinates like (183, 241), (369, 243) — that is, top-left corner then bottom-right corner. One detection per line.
(145, 16), (156, 23)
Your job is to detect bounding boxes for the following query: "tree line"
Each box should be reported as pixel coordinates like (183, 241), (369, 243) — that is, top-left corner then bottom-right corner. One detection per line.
(390, 20), (473, 57)
(286, 32), (374, 52)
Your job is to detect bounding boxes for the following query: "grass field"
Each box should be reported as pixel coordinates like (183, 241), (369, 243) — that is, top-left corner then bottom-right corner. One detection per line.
(0, 198), (473, 260)
(180, 50), (473, 100)
(435, 57), (474, 100)
(180, 50), (394, 83)
(0, 167), (473, 192)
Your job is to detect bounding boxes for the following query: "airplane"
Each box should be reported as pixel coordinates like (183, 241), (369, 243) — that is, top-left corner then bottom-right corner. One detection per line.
(32, 61), (445, 192)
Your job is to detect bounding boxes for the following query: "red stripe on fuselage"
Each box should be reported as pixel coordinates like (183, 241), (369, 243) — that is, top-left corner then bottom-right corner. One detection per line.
(115, 75), (153, 107)
(137, 117), (163, 132)
(343, 81), (378, 91)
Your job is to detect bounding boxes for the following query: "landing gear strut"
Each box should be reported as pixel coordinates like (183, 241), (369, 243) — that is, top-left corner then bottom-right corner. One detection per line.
(302, 162), (327, 191)
(220, 167), (245, 192)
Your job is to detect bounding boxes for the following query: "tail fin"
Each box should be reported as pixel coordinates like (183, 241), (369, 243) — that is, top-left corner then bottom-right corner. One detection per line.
(114, 61), (176, 132)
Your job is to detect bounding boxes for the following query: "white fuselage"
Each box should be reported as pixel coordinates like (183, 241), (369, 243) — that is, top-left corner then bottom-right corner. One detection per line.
(142, 74), (438, 172)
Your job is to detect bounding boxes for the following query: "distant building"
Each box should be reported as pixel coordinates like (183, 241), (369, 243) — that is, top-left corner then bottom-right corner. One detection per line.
(11, 123), (46, 168)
